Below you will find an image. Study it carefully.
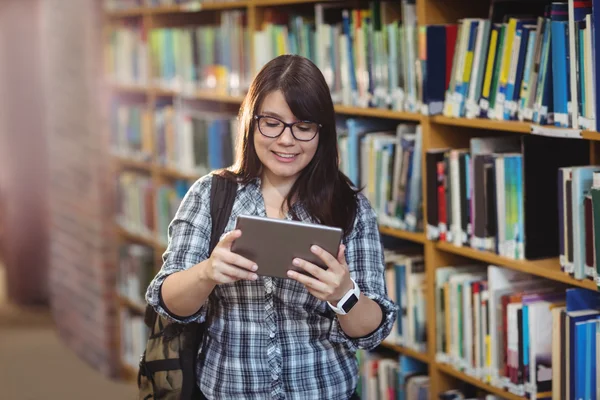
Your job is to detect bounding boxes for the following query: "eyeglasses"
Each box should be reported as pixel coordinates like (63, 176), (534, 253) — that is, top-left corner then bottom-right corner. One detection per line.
(254, 115), (321, 142)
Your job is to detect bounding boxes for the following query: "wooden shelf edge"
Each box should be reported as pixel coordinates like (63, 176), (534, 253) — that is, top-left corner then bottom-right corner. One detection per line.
(379, 226), (426, 244)
(118, 295), (147, 315)
(113, 155), (153, 171)
(436, 363), (525, 400)
(435, 241), (597, 291)
(379, 340), (430, 363)
(334, 105), (423, 121)
(431, 115), (531, 133)
(105, 8), (145, 17)
(116, 226), (158, 249)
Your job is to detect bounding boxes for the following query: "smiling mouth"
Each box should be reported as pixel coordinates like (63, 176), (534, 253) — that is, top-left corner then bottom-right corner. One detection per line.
(272, 151), (298, 159)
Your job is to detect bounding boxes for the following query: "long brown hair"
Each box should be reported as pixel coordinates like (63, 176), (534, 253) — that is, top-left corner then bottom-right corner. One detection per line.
(222, 54), (359, 237)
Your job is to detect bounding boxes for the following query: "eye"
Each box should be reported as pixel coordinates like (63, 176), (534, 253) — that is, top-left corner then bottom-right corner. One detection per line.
(262, 117), (282, 127)
(296, 122), (316, 132)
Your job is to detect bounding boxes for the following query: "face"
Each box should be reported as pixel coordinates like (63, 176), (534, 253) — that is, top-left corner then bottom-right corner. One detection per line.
(253, 90), (319, 184)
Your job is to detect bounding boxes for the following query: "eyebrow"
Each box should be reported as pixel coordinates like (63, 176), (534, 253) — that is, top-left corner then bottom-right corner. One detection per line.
(260, 110), (286, 119)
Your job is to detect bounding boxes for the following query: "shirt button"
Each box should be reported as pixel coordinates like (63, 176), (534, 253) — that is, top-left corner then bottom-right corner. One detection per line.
(272, 373), (279, 380)
(269, 332), (276, 338)
(266, 287), (272, 294)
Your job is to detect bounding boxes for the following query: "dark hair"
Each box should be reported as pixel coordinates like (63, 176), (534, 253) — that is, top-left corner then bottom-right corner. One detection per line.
(221, 54), (359, 237)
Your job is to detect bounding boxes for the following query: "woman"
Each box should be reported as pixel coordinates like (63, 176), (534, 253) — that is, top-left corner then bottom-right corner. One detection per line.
(146, 54), (397, 400)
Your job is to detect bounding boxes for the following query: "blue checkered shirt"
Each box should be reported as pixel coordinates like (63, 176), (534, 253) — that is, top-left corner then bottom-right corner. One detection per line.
(146, 174), (397, 400)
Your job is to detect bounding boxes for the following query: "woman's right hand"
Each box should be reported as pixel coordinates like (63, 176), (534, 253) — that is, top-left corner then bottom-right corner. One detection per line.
(201, 229), (259, 285)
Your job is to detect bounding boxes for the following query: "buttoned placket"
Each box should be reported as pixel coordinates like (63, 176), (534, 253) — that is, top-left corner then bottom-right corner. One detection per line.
(251, 180), (286, 399)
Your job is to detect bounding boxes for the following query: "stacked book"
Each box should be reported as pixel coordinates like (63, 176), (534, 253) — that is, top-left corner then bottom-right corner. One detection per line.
(337, 118), (423, 232)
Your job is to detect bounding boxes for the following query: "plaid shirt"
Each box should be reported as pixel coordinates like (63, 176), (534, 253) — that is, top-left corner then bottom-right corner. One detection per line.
(146, 174), (398, 400)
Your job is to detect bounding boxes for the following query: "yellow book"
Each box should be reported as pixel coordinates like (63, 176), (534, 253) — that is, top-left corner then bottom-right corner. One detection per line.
(498, 18), (517, 99)
(481, 28), (498, 99)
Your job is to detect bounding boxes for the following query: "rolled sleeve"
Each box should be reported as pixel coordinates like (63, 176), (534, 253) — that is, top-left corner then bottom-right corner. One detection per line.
(145, 175), (213, 324)
(329, 194), (398, 351)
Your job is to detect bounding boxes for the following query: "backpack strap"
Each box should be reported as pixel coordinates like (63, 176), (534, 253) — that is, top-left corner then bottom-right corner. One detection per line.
(208, 173), (238, 254)
(179, 173), (237, 400)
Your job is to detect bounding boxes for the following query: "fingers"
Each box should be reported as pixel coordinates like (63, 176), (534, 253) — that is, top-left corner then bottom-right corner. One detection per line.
(336, 244), (346, 264)
(220, 250), (258, 272)
(215, 262), (258, 282)
(287, 269), (329, 293)
(310, 245), (342, 271)
(291, 258), (328, 282)
(218, 229), (242, 248)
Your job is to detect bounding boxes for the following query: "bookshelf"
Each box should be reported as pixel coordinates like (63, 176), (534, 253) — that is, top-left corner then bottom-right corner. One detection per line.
(104, 0), (600, 398)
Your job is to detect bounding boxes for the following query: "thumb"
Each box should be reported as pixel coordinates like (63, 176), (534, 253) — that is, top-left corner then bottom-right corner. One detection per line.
(337, 244), (346, 264)
(219, 229), (242, 249)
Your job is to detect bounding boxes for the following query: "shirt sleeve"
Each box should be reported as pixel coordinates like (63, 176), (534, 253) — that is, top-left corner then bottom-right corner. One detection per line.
(145, 175), (213, 324)
(328, 193), (398, 351)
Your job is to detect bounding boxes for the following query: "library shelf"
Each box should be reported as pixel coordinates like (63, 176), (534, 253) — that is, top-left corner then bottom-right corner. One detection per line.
(334, 105), (423, 122)
(379, 341), (429, 364)
(149, 1), (249, 13)
(116, 226), (158, 249)
(118, 295), (146, 315)
(105, 7), (145, 18)
(436, 363), (524, 400)
(112, 156), (153, 172)
(435, 241), (597, 291)
(155, 165), (200, 181)
(379, 226), (426, 244)
(431, 115), (531, 134)
(109, 82), (150, 94)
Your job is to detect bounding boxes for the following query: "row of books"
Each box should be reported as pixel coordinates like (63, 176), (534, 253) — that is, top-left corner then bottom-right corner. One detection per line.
(337, 119), (423, 232)
(110, 100), (153, 162)
(110, 98), (238, 175)
(559, 167), (600, 288)
(357, 350), (504, 400)
(254, 1), (419, 111)
(426, 134), (590, 264)
(442, 1), (600, 131)
(106, 21), (148, 86)
(435, 264), (600, 400)
(116, 171), (190, 245)
(148, 12), (251, 94)
(120, 308), (148, 370)
(118, 243), (154, 307)
(154, 103), (238, 176)
(383, 249), (426, 353)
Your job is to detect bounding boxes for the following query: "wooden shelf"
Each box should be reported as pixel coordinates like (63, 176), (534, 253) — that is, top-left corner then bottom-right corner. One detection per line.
(380, 341), (429, 364)
(155, 165), (201, 181)
(112, 156), (153, 172)
(431, 115), (532, 133)
(105, 7), (145, 17)
(437, 363), (525, 400)
(436, 241), (597, 290)
(118, 295), (146, 315)
(116, 226), (158, 249)
(109, 82), (150, 94)
(379, 226), (426, 244)
(334, 105), (423, 121)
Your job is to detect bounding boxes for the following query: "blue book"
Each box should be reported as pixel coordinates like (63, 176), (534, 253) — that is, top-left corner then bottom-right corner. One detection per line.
(397, 355), (427, 400)
(550, 2), (570, 127)
(575, 321), (588, 400)
(566, 287), (600, 312)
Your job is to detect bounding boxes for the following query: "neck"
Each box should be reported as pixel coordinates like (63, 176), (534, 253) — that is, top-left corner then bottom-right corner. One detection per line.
(260, 169), (298, 210)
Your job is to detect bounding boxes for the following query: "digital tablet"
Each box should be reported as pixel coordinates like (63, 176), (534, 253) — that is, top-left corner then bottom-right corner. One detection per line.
(230, 215), (343, 279)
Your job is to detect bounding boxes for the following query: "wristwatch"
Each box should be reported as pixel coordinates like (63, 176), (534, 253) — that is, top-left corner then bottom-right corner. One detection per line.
(327, 278), (360, 315)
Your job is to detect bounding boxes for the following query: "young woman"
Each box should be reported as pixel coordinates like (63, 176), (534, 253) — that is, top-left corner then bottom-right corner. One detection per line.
(146, 54), (397, 400)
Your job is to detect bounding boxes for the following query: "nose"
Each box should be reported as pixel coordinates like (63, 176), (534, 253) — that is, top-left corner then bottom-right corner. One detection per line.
(277, 125), (295, 145)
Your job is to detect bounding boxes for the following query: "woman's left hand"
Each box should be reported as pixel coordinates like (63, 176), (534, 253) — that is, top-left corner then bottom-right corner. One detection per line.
(287, 244), (354, 304)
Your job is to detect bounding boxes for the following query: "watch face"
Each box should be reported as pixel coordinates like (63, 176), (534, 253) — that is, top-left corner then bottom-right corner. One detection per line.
(341, 294), (359, 313)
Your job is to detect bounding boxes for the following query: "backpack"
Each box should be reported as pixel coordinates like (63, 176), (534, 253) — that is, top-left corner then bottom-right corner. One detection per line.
(137, 174), (238, 400)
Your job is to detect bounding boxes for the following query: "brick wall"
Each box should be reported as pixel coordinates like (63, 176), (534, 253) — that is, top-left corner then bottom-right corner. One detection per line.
(40, 0), (118, 377)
